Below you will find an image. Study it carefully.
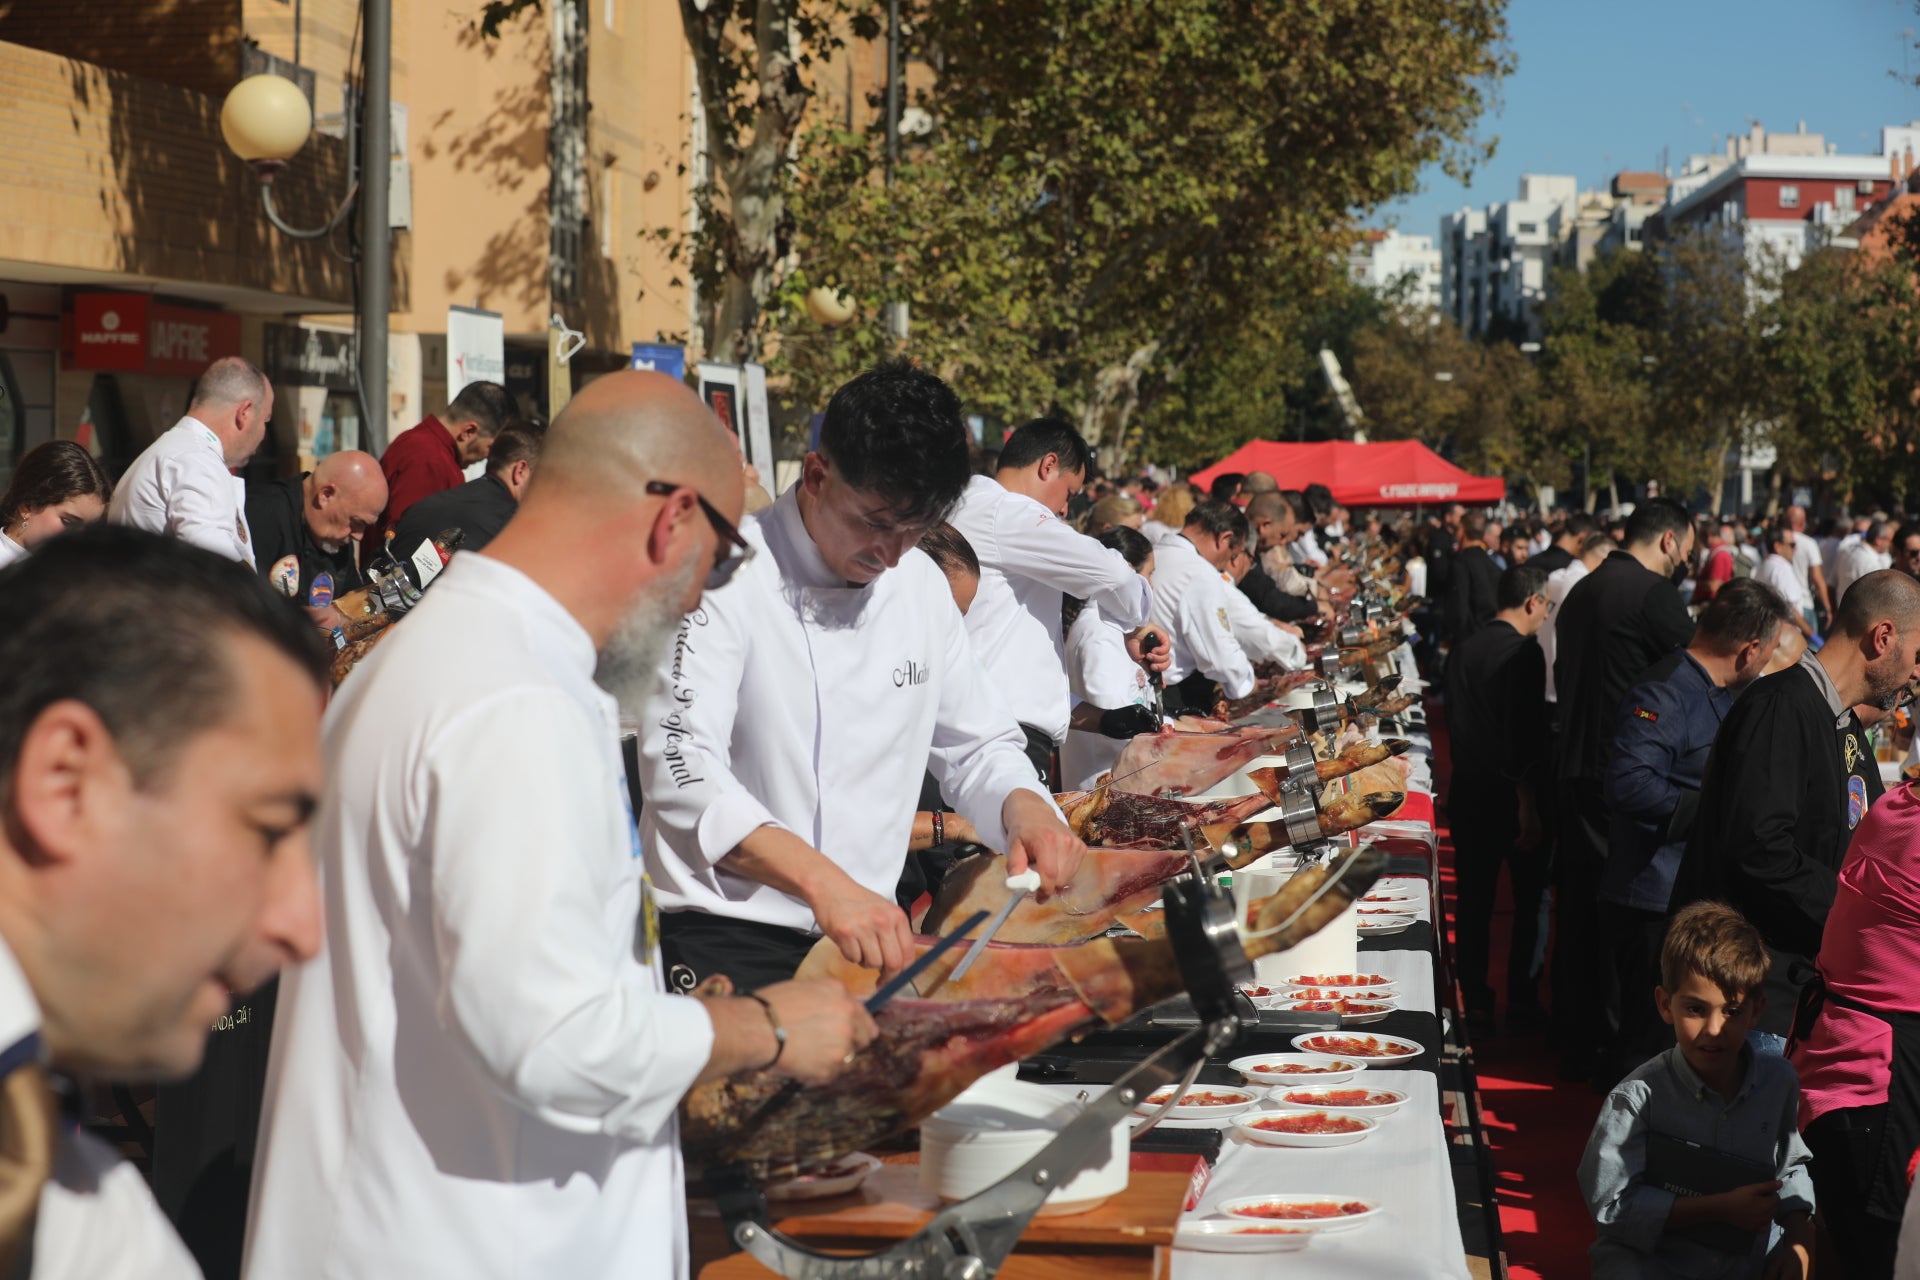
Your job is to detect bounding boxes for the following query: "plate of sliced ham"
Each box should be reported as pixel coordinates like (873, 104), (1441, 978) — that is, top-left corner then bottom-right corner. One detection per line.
(1234, 1110), (1378, 1148)
(1219, 1195), (1382, 1232)
(1291, 1032), (1424, 1061)
(1173, 1219), (1313, 1253)
(1269, 1086), (1410, 1116)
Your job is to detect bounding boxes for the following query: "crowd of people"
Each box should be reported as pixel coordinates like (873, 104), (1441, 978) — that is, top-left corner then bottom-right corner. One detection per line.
(11, 345), (1920, 1277)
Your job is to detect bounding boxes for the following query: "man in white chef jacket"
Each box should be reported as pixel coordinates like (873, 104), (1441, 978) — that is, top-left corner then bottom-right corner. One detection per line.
(244, 372), (877, 1280)
(1151, 499), (1259, 714)
(1221, 528), (1308, 671)
(637, 362), (1088, 991)
(948, 418), (1158, 786)
(110, 356), (272, 566)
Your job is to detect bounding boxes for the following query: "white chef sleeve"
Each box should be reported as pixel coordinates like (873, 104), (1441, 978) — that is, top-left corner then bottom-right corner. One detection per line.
(161, 456), (246, 563)
(991, 503), (1152, 628)
(425, 689), (715, 1143)
(634, 581), (789, 865)
(1182, 577), (1257, 699)
(927, 599), (1062, 849)
(1069, 607), (1150, 710)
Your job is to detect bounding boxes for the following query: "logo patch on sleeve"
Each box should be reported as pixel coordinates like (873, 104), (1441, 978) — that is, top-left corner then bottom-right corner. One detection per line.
(268, 554), (300, 599)
(1632, 706), (1658, 722)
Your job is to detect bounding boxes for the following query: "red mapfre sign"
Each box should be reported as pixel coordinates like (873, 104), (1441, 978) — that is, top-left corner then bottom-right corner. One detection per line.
(66, 293), (243, 377)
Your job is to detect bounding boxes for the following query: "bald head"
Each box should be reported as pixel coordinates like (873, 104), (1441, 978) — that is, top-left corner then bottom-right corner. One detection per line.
(1244, 471), (1279, 495)
(306, 450), (387, 548)
(530, 371), (743, 520)
(1832, 569), (1920, 640)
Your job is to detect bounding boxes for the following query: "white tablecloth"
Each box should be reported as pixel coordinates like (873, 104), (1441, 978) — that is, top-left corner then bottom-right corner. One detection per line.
(1172, 1069), (1469, 1279)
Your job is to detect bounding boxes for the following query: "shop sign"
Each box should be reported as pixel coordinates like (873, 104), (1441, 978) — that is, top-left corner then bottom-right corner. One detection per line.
(67, 293), (241, 376)
(447, 305), (505, 396)
(631, 343), (686, 382)
(263, 323), (358, 391)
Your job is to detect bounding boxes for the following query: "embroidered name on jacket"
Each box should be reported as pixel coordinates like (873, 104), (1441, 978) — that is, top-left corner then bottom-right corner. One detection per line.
(894, 660), (929, 687)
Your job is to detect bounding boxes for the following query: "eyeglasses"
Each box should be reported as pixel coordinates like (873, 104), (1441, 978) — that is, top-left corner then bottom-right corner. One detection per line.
(646, 480), (754, 588)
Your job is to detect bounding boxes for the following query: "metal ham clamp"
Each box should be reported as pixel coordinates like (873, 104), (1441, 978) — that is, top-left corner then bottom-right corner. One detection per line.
(711, 875), (1254, 1280)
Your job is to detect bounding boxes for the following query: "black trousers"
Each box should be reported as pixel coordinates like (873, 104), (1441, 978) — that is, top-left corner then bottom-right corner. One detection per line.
(1450, 773), (1547, 1011)
(1553, 777), (1610, 1071)
(659, 912), (819, 994)
(1804, 1104), (1902, 1278)
(1600, 901), (1672, 1078)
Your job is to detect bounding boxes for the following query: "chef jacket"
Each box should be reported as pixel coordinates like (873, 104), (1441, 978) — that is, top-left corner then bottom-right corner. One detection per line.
(245, 473), (365, 610)
(245, 553), (713, 1279)
(1140, 519), (1184, 549)
(0, 937), (200, 1280)
(949, 476), (1151, 743)
(1221, 572), (1306, 669)
(636, 485), (1054, 934)
(1060, 601), (1156, 790)
(108, 416), (253, 565)
(0, 533), (25, 570)
(1601, 650), (1733, 913)
(1148, 535), (1255, 700)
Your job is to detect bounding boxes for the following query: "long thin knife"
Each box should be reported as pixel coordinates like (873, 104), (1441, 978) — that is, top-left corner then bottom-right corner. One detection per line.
(945, 870), (1043, 984)
(864, 909), (989, 1013)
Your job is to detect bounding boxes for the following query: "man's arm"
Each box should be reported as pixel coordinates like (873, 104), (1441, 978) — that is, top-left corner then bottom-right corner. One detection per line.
(1241, 564), (1317, 622)
(1182, 578), (1257, 700)
(1603, 680), (1688, 829)
(994, 503), (1151, 628)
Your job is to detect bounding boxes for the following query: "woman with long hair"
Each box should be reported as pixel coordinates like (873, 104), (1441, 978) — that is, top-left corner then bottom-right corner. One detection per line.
(0, 440), (113, 566)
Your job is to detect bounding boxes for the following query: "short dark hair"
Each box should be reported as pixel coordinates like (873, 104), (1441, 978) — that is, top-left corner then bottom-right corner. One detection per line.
(1303, 483), (1335, 520)
(1278, 489), (1312, 524)
(485, 423), (544, 475)
(997, 418), (1095, 477)
(1695, 578), (1795, 651)
(1833, 568), (1920, 640)
(1562, 511), (1599, 540)
(1661, 900), (1769, 1000)
(446, 380), (516, 438)
(1578, 531), (1613, 557)
(1095, 524), (1154, 571)
(0, 526), (327, 790)
(1460, 511), (1488, 540)
(1183, 499), (1246, 542)
(818, 361), (971, 524)
(917, 522), (980, 578)
(1245, 492), (1288, 523)
(0, 441), (113, 527)
(1496, 564), (1548, 610)
(1623, 498), (1692, 549)
(1209, 473), (1246, 504)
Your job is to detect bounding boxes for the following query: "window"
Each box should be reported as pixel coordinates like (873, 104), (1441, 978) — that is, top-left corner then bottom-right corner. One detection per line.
(1517, 222), (1539, 235)
(1779, 184), (1800, 209)
(1836, 186), (1856, 212)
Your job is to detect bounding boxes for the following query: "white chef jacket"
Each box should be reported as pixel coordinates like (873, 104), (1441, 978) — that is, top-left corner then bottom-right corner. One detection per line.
(0, 533), (25, 569)
(1762, 551), (1815, 612)
(0, 938), (200, 1280)
(1290, 529), (1327, 567)
(245, 553), (713, 1279)
(1540, 558), (1590, 703)
(949, 475), (1151, 743)
(1149, 535), (1255, 700)
(1221, 572), (1307, 670)
(1140, 519), (1184, 549)
(636, 486), (1054, 933)
(109, 416), (253, 565)
(1060, 601), (1157, 790)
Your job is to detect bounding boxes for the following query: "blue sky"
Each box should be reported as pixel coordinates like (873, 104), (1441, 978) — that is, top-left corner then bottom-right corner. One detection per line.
(1378, 0), (1920, 238)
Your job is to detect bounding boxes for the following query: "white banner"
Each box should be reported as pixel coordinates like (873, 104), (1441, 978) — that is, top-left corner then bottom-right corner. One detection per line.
(446, 305), (505, 399)
(741, 362), (775, 475)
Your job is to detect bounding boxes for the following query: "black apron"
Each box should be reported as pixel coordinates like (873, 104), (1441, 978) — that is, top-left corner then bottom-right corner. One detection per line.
(1794, 975), (1920, 1222)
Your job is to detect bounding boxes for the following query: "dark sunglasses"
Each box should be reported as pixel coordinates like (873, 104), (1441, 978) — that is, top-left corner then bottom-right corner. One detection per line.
(646, 480), (754, 588)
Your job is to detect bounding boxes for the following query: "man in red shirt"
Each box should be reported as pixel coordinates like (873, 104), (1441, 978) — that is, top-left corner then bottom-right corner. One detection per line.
(362, 380), (515, 570)
(1691, 518), (1740, 605)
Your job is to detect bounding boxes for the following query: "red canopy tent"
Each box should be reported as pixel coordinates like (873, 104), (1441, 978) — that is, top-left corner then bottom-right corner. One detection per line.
(1187, 439), (1504, 507)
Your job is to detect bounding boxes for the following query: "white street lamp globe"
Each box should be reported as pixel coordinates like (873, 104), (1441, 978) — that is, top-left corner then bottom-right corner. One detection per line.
(221, 74), (313, 176)
(805, 287), (857, 327)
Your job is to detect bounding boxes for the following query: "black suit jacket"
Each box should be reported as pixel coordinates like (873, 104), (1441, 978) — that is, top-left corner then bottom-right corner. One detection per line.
(1552, 550), (1696, 783)
(1239, 561), (1317, 622)
(1446, 546), (1501, 646)
(391, 473), (519, 578)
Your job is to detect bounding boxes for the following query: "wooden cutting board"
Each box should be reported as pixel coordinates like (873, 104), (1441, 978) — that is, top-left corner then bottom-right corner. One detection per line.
(695, 1154), (1182, 1279)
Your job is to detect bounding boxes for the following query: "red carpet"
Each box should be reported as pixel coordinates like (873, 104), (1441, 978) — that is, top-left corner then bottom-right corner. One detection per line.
(1430, 709), (1602, 1279)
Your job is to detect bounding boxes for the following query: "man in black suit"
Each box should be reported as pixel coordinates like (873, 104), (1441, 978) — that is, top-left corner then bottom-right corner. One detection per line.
(390, 424), (543, 574)
(1447, 511), (1502, 647)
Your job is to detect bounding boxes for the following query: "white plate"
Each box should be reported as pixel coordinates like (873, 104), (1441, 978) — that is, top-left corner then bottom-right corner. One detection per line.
(1234, 1110), (1378, 1148)
(1277, 998), (1398, 1026)
(1267, 1085), (1410, 1116)
(1229, 1053), (1365, 1086)
(1291, 1032), (1424, 1062)
(1133, 1085), (1260, 1121)
(1281, 973), (1394, 991)
(1356, 914), (1417, 935)
(1358, 890), (1421, 906)
(765, 1152), (882, 1201)
(1174, 1219), (1314, 1253)
(1219, 1194), (1382, 1232)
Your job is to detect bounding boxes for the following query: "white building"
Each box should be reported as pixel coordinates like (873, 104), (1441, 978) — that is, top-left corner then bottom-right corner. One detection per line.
(1347, 230), (1442, 309)
(1439, 174), (1577, 340)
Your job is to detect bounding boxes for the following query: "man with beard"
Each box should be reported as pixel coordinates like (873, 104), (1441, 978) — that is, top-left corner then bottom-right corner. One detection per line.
(635, 362), (1085, 992)
(1670, 570), (1920, 1054)
(1598, 579), (1796, 1077)
(244, 372), (878, 1279)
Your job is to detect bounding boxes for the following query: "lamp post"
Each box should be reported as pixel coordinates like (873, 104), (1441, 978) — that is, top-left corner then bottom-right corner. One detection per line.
(220, 0), (393, 452)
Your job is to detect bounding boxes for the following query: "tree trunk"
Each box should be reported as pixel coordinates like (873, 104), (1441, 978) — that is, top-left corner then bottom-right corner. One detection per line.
(1080, 341), (1160, 474)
